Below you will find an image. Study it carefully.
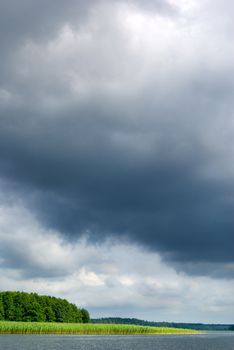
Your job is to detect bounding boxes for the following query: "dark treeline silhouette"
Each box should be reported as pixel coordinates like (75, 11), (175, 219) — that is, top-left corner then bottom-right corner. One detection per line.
(91, 317), (234, 331)
(0, 291), (90, 323)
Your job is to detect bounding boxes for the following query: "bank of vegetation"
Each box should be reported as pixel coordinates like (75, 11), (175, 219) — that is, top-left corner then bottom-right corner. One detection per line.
(0, 291), (199, 335)
(0, 291), (89, 323)
(0, 321), (198, 335)
(92, 317), (234, 331)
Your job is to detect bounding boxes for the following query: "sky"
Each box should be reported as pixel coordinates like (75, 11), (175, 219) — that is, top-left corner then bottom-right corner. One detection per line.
(0, 0), (234, 323)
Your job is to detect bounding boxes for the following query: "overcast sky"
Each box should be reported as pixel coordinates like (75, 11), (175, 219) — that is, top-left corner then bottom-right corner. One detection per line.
(0, 0), (234, 323)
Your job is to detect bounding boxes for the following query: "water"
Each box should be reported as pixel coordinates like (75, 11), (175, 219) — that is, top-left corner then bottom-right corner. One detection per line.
(0, 333), (233, 350)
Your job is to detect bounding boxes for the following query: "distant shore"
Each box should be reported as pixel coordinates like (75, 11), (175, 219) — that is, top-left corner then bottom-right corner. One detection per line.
(0, 321), (199, 335)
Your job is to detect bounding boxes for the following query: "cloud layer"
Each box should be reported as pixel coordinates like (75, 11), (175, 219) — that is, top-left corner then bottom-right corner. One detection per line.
(0, 0), (234, 322)
(1, 200), (234, 323)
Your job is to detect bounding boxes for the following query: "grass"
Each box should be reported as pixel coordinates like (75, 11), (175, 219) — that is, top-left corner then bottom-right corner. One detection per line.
(0, 321), (198, 335)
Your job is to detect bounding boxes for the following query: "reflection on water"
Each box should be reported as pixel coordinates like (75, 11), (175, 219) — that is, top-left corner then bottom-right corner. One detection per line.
(0, 333), (234, 350)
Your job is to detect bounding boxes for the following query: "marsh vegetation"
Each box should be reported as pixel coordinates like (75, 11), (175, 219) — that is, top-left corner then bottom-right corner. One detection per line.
(0, 321), (198, 335)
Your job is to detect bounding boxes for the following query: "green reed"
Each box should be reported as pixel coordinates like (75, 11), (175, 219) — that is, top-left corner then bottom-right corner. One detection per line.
(0, 321), (198, 335)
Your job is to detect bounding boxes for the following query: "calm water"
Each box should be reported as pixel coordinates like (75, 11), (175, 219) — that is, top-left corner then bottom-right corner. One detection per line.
(0, 333), (233, 350)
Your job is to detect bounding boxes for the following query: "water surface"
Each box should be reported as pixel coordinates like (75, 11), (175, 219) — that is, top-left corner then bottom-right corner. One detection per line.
(0, 332), (233, 350)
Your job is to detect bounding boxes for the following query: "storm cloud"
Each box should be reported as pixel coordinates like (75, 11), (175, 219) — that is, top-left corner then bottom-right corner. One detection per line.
(0, 0), (234, 321)
(0, 0), (234, 323)
(1, 200), (234, 323)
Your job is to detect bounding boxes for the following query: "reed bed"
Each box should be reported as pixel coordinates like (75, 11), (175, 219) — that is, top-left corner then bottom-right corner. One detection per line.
(0, 321), (197, 335)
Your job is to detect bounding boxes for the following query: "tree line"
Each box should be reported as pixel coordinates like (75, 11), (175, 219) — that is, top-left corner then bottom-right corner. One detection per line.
(92, 317), (234, 331)
(0, 291), (90, 323)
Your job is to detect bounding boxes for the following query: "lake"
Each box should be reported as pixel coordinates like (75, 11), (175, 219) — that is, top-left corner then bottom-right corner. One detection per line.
(0, 333), (233, 349)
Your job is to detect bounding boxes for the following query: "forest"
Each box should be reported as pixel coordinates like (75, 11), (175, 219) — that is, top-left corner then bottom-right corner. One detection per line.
(92, 317), (234, 331)
(0, 291), (89, 323)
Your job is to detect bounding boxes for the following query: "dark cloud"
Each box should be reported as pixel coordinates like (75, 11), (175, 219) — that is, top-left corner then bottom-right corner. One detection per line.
(0, 0), (234, 277)
(0, 0), (174, 45)
(0, 91), (233, 269)
(0, 0), (92, 43)
(0, 0), (100, 88)
(174, 262), (234, 279)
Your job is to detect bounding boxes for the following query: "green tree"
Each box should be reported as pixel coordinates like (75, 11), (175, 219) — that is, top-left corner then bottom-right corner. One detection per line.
(0, 291), (88, 323)
(12, 292), (24, 321)
(24, 301), (45, 322)
(2, 292), (15, 321)
(44, 306), (56, 322)
(81, 308), (90, 323)
(0, 295), (4, 320)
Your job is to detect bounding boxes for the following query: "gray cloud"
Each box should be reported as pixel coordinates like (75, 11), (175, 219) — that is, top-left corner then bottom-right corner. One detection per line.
(0, 0), (174, 49)
(0, 0), (234, 279)
(1, 203), (234, 323)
